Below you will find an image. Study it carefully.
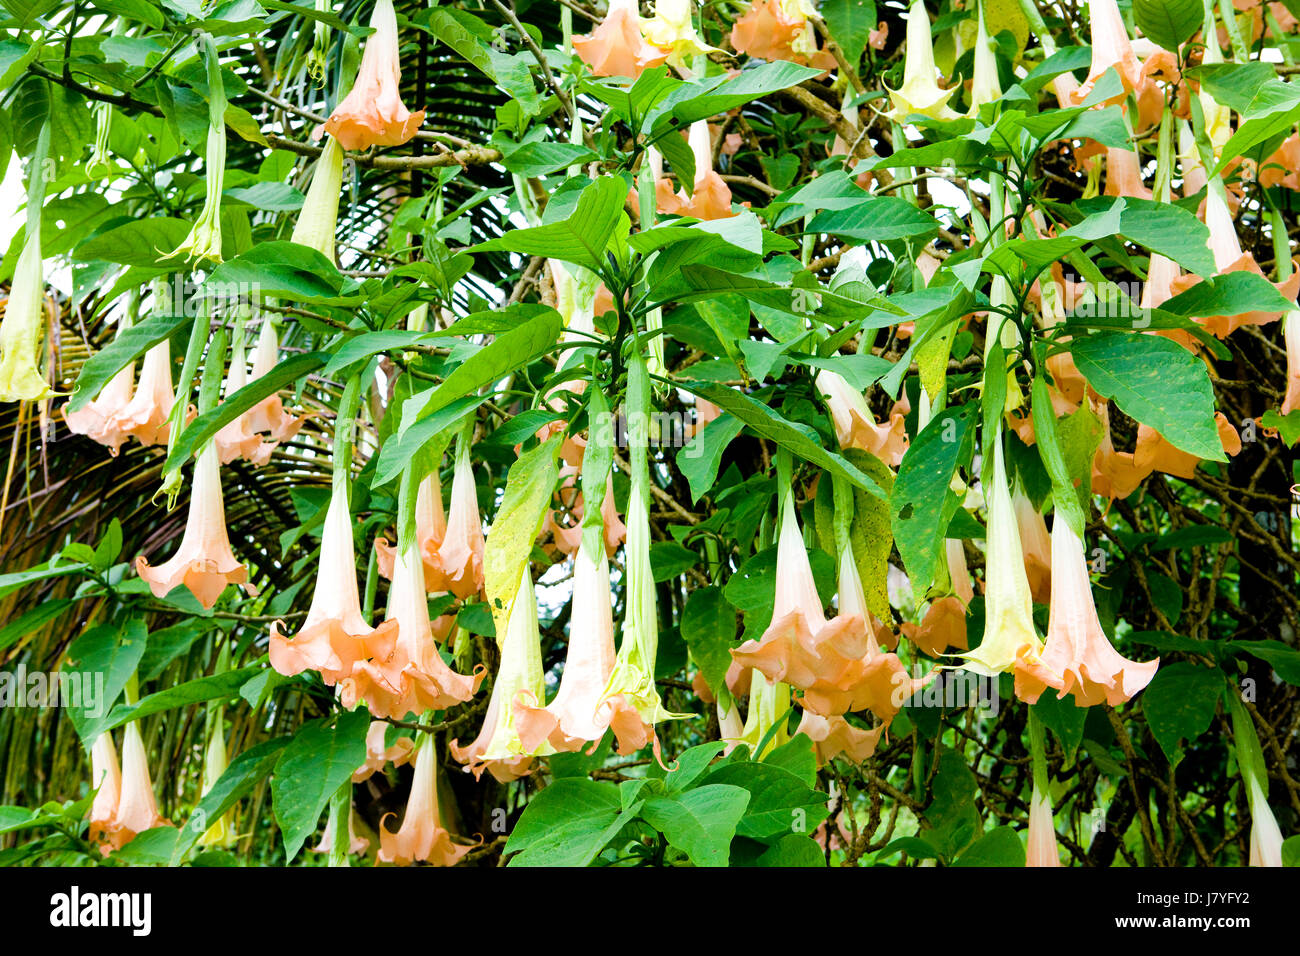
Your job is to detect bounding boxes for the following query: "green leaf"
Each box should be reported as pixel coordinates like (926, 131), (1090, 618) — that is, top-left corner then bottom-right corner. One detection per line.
(1131, 0), (1202, 52)
(699, 761), (829, 840)
(806, 196), (942, 243)
(953, 825), (1027, 866)
(822, 0), (876, 63)
(83, 665), (263, 740)
(680, 585), (739, 695)
(73, 217), (193, 268)
(654, 741), (727, 793)
(163, 351), (328, 472)
(205, 241), (346, 302)
(482, 435), (561, 641)
(62, 618), (147, 741)
(505, 779), (642, 866)
(0, 560), (87, 602)
(891, 403), (978, 596)
(1225, 639), (1300, 685)
(1070, 332), (1223, 460)
(1141, 662), (1223, 763)
(677, 413), (744, 504)
(271, 709), (370, 862)
(680, 381), (887, 500)
(1075, 196), (1216, 277)
(473, 175), (627, 274)
(0, 600), (73, 653)
(171, 738), (288, 864)
(640, 785), (750, 867)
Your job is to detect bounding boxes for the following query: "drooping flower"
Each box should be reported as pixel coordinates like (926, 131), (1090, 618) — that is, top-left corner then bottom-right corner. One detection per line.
(88, 733), (122, 853)
(311, 802), (370, 857)
(105, 722), (170, 850)
(816, 369), (908, 466)
(375, 471), (447, 589)
(450, 566), (551, 781)
(1013, 486), (1052, 605)
(198, 715), (237, 848)
(269, 483), (399, 685)
(65, 362), (135, 455)
(542, 466), (627, 558)
(1070, 0), (1143, 105)
(901, 539), (971, 656)
(319, 0), (425, 151)
(115, 341), (176, 447)
(291, 136), (346, 262)
(433, 437), (485, 600)
(1104, 147), (1152, 201)
(735, 675), (791, 759)
(168, 36), (227, 264)
(1132, 413), (1241, 480)
(797, 711), (884, 766)
(640, 0), (716, 69)
(1282, 310), (1300, 416)
(730, 0), (835, 70)
(515, 544), (619, 752)
(378, 733), (473, 866)
(966, 2), (1001, 118)
(215, 334), (276, 467)
(574, 0), (669, 78)
(1026, 782), (1063, 867)
(340, 529), (483, 719)
(886, 0), (958, 121)
(0, 208), (57, 404)
(1245, 774), (1284, 867)
(955, 437), (1046, 677)
(1090, 396), (1150, 500)
(352, 719), (415, 783)
(1015, 517), (1159, 706)
(656, 121), (738, 221)
(137, 441), (255, 610)
(245, 320), (312, 442)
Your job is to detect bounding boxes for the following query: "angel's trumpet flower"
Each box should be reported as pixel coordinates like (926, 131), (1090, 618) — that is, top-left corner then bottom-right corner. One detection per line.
(816, 370), (908, 466)
(198, 716), (237, 848)
(730, 0), (835, 69)
(1071, 0), (1142, 104)
(797, 711), (884, 765)
(312, 802), (370, 857)
(736, 675), (791, 759)
(966, 3), (1001, 118)
(352, 719), (415, 783)
(1016, 518), (1158, 706)
(1133, 413), (1241, 480)
(291, 136), (345, 262)
(450, 567), (550, 781)
(88, 733), (122, 852)
(434, 438), (485, 600)
(215, 334), (276, 467)
(319, 0), (424, 151)
(269, 483), (399, 684)
(378, 734), (472, 866)
(1026, 782), (1063, 867)
(1090, 397), (1149, 499)
(1282, 311), (1300, 416)
(640, 0), (716, 69)
(1246, 774), (1285, 866)
(1104, 148), (1152, 200)
(902, 539), (972, 656)
(137, 442), (255, 609)
(115, 342), (176, 447)
(886, 0), (958, 121)
(245, 321), (311, 441)
(0, 205), (56, 403)
(597, 356), (688, 755)
(574, 0), (669, 78)
(169, 36), (226, 264)
(515, 544), (619, 752)
(107, 722), (170, 849)
(65, 362), (134, 455)
(376, 471), (447, 588)
(956, 438), (1045, 677)
(1013, 486), (1052, 605)
(341, 530), (483, 719)
(543, 466), (627, 558)
(657, 121), (737, 221)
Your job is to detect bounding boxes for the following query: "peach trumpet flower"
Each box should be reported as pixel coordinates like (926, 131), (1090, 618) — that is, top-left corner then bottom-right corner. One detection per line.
(319, 0), (424, 151)
(88, 733), (122, 852)
(114, 341), (176, 447)
(1104, 147), (1152, 201)
(137, 441), (255, 610)
(955, 437), (1045, 677)
(269, 484), (399, 685)
(375, 471), (447, 590)
(65, 362), (135, 455)
(731, 0), (835, 70)
(353, 719), (415, 783)
(378, 734), (472, 867)
(434, 439), (485, 600)
(215, 335), (276, 467)
(574, 0), (669, 78)
(312, 802), (371, 857)
(105, 721), (171, 851)
(886, 0), (958, 121)
(1070, 0), (1142, 105)
(1132, 413), (1241, 481)
(1090, 397), (1150, 500)
(1282, 310), (1300, 415)
(656, 121), (738, 221)
(1026, 782), (1063, 867)
(340, 531), (483, 719)
(515, 544), (619, 751)
(901, 539), (972, 657)
(543, 465), (627, 558)
(816, 369), (908, 466)
(245, 321), (312, 442)
(1013, 486), (1052, 605)
(450, 566), (551, 781)
(1016, 517), (1159, 706)
(797, 711), (884, 766)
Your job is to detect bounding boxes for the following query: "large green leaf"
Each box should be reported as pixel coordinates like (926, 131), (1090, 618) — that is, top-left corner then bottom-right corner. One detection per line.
(1131, 0), (1202, 52)
(1070, 332), (1223, 460)
(1141, 662), (1222, 763)
(473, 175), (626, 273)
(505, 778), (643, 866)
(640, 785), (750, 867)
(271, 709), (370, 862)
